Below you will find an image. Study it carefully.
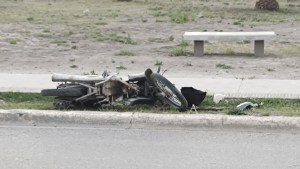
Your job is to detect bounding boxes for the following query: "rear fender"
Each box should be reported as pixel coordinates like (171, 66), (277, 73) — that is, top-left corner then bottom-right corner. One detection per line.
(144, 68), (153, 84)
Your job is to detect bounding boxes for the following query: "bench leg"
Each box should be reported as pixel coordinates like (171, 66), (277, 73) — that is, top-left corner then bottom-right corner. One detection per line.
(255, 40), (264, 57)
(194, 40), (204, 57)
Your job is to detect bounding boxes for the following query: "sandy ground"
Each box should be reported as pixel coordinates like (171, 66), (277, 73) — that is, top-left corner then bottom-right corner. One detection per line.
(0, 1), (299, 79)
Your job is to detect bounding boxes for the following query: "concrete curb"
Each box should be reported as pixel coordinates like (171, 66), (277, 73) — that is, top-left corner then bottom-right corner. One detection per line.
(1, 109), (300, 130)
(0, 109), (132, 128)
(131, 113), (300, 130)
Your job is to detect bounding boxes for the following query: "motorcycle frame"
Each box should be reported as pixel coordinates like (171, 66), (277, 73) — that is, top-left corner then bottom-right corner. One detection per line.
(65, 75), (140, 104)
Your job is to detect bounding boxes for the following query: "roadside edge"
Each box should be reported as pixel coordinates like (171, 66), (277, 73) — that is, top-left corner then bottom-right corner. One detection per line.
(0, 109), (299, 130)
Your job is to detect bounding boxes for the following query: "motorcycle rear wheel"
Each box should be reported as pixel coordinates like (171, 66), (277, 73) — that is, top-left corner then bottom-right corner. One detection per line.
(41, 87), (86, 97)
(150, 73), (188, 111)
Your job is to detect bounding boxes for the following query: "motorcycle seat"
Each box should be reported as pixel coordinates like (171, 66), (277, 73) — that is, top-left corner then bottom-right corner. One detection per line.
(52, 73), (105, 82)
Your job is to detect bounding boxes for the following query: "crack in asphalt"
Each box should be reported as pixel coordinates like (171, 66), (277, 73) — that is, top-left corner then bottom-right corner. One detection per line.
(128, 112), (135, 129)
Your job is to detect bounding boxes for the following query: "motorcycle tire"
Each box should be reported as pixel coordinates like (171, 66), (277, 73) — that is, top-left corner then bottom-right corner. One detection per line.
(41, 87), (86, 97)
(150, 73), (188, 111)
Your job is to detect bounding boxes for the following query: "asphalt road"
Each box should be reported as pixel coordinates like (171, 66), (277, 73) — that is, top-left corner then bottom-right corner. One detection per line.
(0, 125), (299, 169)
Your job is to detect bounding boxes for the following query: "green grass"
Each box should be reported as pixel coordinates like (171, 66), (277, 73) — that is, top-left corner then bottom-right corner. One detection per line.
(51, 40), (68, 46)
(95, 33), (136, 45)
(0, 92), (54, 110)
(27, 17), (34, 21)
(198, 96), (300, 116)
(216, 63), (234, 69)
(43, 29), (50, 33)
(154, 60), (163, 66)
(1, 0), (298, 25)
(152, 11), (168, 17)
(184, 63), (193, 66)
(169, 12), (190, 23)
(95, 22), (108, 25)
(171, 47), (192, 56)
(0, 0), (298, 58)
(83, 70), (98, 75)
(71, 45), (77, 49)
(171, 40), (192, 56)
(225, 48), (236, 55)
(116, 65), (127, 70)
(109, 34), (136, 44)
(115, 50), (135, 56)
(281, 44), (300, 55)
(64, 31), (75, 36)
(0, 92), (299, 116)
(178, 40), (189, 47)
(35, 33), (53, 39)
(70, 65), (78, 68)
(9, 40), (18, 45)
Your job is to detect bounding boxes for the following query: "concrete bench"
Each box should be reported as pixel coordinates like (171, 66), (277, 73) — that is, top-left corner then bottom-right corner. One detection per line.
(183, 32), (276, 57)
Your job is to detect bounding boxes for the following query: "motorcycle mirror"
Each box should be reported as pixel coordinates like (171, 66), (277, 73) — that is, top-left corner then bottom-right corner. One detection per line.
(157, 66), (161, 73)
(161, 69), (167, 75)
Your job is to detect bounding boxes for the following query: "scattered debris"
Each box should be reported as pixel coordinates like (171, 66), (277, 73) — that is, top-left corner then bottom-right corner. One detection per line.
(83, 9), (90, 15)
(189, 104), (198, 113)
(199, 107), (225, 111)
(213, 93), (225, 104)
(181, 87), (206, 107)
(0, 99), (5, 104)
(236, 102), (259, 111)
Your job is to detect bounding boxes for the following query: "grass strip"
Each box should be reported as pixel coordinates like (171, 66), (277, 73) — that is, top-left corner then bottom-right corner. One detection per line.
(0, 92), (299, 116)
(0, 92), (54, 110)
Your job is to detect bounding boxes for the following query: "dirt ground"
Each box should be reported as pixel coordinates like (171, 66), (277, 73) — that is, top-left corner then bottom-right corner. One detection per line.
(0, 0), (299, 79)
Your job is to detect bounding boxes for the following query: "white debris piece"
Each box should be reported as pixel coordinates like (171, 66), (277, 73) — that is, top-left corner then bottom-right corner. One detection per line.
(213, 93), (225, 104)
(236, 102), (258, 111)
(0, 99), (5, 104)
(83, 9), (90, 15)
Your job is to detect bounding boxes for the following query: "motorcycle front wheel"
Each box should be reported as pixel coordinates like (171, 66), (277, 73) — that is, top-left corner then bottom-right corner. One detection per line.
(150, 73), (188, 111)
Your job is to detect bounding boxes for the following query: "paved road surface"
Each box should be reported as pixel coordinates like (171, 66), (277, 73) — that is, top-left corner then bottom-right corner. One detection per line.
(0, 125), (299, 169)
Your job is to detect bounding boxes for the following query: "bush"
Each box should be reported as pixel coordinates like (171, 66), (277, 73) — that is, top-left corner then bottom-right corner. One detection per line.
(170, 12), (189, 24)
(115, 50), (135, 56)
(172, 47), (192, 56)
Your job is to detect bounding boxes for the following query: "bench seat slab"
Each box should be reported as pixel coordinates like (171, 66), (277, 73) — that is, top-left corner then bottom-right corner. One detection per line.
(184, 32), (276, 41)
(184, 31), (275, 57)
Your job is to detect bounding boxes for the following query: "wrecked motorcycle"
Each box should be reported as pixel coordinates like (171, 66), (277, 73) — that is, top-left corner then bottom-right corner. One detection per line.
(41, 68), (188, 111)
